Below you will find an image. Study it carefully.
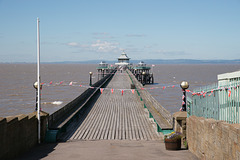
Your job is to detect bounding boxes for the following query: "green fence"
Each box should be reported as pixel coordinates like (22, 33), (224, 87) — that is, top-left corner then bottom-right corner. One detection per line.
(188, 78), (240, 124)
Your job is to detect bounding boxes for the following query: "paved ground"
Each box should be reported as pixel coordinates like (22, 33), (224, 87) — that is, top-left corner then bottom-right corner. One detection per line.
(16, 140), (199, 160)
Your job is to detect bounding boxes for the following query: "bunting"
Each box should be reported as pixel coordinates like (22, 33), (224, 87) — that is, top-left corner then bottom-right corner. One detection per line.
(131, 89), (135, 94)
(121, 89), (124, 96)
(228, 88), (231, 97)
(100, 88), (104, 94)
(182, 94), (185, 105)
(40, 80), (239, 98)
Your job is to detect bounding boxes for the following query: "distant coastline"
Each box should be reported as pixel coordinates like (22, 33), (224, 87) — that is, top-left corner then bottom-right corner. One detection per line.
(1, 59), (240, 64)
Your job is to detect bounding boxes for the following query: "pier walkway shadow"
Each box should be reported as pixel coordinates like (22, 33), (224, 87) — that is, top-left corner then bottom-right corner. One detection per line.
(16, 140), (199, 160)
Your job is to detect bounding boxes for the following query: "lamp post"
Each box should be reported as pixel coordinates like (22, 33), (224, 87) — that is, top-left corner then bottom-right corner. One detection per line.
(142, 72), (146, 85)
(89, 72), (93, 86)
(180, 81), (189, 111)
(102, 69), (104, 78)
(33, 81), (42, 111)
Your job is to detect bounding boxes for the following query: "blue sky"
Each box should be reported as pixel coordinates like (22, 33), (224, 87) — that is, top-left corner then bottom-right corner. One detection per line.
(0, 0), (240, 62)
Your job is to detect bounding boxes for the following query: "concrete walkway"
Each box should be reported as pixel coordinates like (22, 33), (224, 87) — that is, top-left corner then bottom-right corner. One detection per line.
(16, 140), (199, 160)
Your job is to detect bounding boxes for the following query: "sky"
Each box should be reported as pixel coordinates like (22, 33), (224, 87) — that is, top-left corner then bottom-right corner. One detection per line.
(0, 0), (240, 63)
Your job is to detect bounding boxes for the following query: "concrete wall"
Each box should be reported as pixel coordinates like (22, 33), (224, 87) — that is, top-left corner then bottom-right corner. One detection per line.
(0, 111), (48, 159)
(187, 115), (240, 160)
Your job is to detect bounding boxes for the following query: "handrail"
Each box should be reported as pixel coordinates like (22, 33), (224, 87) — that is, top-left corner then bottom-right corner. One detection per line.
(48, 69), (117, 130)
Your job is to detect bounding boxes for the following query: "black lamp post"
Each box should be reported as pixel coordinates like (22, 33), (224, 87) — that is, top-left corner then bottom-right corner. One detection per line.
(142, 72), (146, 85)
(102, 69), (104, 78)
(89, 72), (93, 86)
(33, 81), (42, 111)
(180, 81), (189, 111)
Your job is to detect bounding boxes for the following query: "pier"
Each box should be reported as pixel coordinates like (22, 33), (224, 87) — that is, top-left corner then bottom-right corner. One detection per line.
(60, 70), (159, 141)
(0, 53), (197, 159)
(14, 69), (197, 160)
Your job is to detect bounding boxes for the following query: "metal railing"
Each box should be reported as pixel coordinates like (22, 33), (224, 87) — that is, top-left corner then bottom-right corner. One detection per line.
(188, 78), (240, 124)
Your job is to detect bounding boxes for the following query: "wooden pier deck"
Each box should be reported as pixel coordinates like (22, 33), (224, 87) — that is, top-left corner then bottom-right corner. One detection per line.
(60, 71), (160, 141)
(16, 70), (198, 160)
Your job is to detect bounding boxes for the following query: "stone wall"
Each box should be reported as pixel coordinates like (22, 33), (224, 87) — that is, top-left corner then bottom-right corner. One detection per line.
(0, 111), (49, 159)
(187, 115), (240, 160)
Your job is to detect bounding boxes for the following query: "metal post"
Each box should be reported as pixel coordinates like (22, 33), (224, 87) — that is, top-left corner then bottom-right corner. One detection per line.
(182, 89), (187, 111)
(142, 72), (146, 85)
(98, 70), (99, 81)
(35, 89), (38, 111)
(89, 72), (92, 86)
(180, 81), (189, 112)
(37, 18), (41, 144)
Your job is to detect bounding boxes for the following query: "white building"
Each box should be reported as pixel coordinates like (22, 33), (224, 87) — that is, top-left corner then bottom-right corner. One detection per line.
(115, 51), (130, 66)
(218, 70), (240, 86)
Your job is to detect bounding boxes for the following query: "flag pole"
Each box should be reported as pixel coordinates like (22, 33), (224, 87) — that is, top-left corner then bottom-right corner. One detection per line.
(37, 17), (41, 144)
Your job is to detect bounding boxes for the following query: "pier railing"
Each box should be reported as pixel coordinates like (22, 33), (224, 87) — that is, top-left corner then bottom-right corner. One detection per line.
(48, 69), (116, 131)
(126, 69), (173, 132)
(188, 78), (240, 124)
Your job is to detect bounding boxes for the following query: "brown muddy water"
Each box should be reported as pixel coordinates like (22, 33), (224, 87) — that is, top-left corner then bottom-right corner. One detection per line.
(0, 63), (240, 117)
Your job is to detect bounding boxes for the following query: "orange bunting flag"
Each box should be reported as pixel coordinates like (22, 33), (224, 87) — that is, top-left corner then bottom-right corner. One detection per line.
(100, 88), (104, 94)
(59, 81), (63, 85)
(111, 89), (114, 94)
(80, 85), (82, 87)
(131, 89), (135, 94)
(163, 86), (166, 90)
(228, 88), (231, 97)
(141, 88), (144, 90)
(49, 81), (53, 85)
(203, 92), (206, 97)
(211, 89), (214, 93)
(121, 90), (124, 96)
(182, 95), (185, 100)
(172, 85), (175, 88)
(182, 101), (185, 105)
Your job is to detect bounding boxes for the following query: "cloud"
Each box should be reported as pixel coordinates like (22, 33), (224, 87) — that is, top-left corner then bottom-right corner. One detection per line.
(91, 40), (119, 52)
(65, 40), (120, 53)
(126, 34), (146, 37)
(66, 42), (80, 47)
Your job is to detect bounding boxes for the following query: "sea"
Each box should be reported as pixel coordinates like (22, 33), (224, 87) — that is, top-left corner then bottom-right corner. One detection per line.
(1, 63), (240, 117)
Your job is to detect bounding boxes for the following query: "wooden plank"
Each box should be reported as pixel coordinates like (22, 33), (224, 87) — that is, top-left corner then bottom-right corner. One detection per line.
(86, 100), (106, 140)
(62, 70), (160, 141)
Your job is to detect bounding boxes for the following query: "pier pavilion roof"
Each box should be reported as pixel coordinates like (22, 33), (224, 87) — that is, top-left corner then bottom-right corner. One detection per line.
(118, 52), (130, 60)
(134, 61), (151, 70)
(96, 61), (109, 69)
